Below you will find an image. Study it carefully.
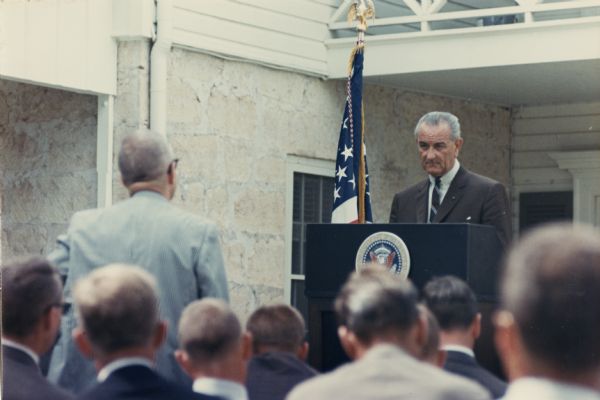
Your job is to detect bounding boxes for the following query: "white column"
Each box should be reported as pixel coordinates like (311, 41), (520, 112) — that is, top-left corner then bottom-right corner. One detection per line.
(97, 95), (114, 208)
(549, 151), (600, 227)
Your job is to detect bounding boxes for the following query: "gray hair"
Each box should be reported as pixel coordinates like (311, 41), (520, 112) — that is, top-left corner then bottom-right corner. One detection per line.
(74, 264), (160, 356)
(502, 222), (600, 372)
(414, 111), (461, 140)
(2, 258), (62, 337)
(118, 130), (174, 186)
(178, 298), (241, 365)
(335, 267), (420, 343)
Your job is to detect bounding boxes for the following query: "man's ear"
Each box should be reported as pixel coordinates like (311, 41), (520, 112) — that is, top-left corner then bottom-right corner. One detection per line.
(152, 321), (168, 350)
(241, 332), (253, 361)
(454, 137), (464, 155)
(471, 312), (482, 340)
(174, 349), (194, 376)
(413, 311), (428, 354)
(296, 341), (309, 361)
(436, 349), (447, 368)
(73, 327), (94, 359)
(494, 311), (527, 381)
(338, 326), (358, 360)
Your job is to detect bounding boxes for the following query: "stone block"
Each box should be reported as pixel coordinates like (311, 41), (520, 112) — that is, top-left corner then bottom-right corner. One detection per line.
(246, 236), (285, 288)
(234, 189), (285, 235)
(2, 223), (49, 260)
(206, 92), (257, 138)
(169, 135), (220, 183)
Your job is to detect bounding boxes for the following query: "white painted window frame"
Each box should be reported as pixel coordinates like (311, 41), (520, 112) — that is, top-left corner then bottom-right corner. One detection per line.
(284, 155), (335, 304)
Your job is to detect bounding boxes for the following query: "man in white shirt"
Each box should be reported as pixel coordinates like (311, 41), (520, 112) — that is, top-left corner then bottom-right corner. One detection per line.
(176, 298), (251, 400)
(423, 276), (507, 398)
(496, 223), (600, 399)
(287, 267), (491, 400)
(70, 263), (217, 400)
(2, 258), (74, 400)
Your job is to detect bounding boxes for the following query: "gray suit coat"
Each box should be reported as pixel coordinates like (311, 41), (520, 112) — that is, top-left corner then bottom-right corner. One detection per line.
(2, 345), (75, 400)
(389, 166), (511, 246)
(286, 344), (491, 400)
(47, 190), (229, 393)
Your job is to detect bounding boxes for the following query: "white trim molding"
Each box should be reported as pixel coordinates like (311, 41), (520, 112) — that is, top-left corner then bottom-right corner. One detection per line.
(549, 151), (600, 226)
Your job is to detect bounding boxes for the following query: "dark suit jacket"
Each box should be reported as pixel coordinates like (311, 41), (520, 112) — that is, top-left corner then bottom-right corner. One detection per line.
(444, 351), (507, 399)
(2, 345), (74, 400)
(246, 352), (318, 400)
(77, 365), (220, 400)
(389, 166), (511, 246)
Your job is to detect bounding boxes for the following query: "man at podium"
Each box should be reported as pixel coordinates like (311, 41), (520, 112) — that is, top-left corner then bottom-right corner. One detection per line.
(389, 111), (511, 246)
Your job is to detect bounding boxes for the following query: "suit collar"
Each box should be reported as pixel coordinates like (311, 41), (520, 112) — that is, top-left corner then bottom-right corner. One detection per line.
(416, 180), (430, 223)
(98, 357), (154, 382)
(433, 166), (468, 222)
(2, 339), (40, 365)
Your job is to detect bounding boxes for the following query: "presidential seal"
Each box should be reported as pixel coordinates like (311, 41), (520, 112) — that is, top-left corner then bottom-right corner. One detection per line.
(355, 232), (410, 279)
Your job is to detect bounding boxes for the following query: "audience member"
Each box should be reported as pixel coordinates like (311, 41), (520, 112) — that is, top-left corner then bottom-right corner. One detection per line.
(47, 129), (229, 392)
(417, 304), (446, 368)
(245, 304), (318, 400)
(176, 298), (250, 400)
(287, 268), (490, 400)
(423, 276), (507, 398)
(72, 263), (218, 400)
(496, 223), (600, 398)
(2, 258), (74, 400)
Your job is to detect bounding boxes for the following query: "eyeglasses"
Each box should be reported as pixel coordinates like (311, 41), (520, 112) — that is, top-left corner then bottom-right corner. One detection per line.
(167, 158), (179, 174)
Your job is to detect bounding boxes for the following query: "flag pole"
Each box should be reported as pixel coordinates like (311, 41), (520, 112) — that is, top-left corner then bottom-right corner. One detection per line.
(349, 1), (374, 223)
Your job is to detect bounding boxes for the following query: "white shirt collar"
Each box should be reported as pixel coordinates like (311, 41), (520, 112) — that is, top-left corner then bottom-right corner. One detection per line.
(193, 377), (248, 400)
(429, 159), (460, 189)
(2, 338), (40, 365)
(505, 377), (600, 400)
(442, 344), (475, 358)
(97, 357), (154, 382)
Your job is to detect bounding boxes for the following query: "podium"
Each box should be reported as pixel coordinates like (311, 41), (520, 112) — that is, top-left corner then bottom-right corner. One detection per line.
(304, 223), (504, 375)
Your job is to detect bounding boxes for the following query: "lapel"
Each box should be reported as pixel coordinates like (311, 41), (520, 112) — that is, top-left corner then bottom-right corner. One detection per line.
(415, 180), (429, 223)
(434, 166), (467, 223)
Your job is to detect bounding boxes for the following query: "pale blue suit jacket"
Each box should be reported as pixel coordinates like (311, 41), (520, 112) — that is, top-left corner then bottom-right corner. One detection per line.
(47, 190), (229, 393)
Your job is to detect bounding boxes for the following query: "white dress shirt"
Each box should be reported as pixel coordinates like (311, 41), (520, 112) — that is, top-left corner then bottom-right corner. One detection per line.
(502, 377), (600, 400)
(193, 377), (248, 400)
(428, 160), (460, 219)
(442, 344), (475, 358)
(97, 357), (154, 382)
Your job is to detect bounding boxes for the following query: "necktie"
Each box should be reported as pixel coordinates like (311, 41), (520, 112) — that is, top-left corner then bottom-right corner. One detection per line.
(429, 176), (441, 223)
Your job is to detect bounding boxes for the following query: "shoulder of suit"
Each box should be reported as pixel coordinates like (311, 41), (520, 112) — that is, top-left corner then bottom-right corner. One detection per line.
(460, 167), (504, 188)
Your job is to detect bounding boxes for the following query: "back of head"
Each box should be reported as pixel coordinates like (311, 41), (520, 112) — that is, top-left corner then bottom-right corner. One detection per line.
(423, 275), (478, 331)
(74, 264), (159, 356)
(2, 258), (62, 337)
(335, 267), (420, 344)
(178, 298), (242, 366)
(246, 304), (306, 354)
(118, 130), (173, 186)
(502, 222), (600, 372)
(414, 111), (461, 140)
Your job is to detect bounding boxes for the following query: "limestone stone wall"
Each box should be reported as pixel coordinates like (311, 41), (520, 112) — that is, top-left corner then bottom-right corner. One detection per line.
(166, 49), (511, 318)
(0, 80), (97, 262)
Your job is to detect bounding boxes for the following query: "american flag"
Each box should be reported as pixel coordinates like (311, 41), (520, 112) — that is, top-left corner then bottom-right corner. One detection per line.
(331, 49), (373, 223)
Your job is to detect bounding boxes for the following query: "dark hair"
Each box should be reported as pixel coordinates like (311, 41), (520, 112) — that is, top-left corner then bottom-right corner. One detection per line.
(178, 299), (241, 364)
(423, 275), (478, 330)
(246, 304), (306, 353)
(502, 223), (600, 371)
(118, 130), (173, 186)
(2, 258), (62, 337)
(335, 267), (420, 343)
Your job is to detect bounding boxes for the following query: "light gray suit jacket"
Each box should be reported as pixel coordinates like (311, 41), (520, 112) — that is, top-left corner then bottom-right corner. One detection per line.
(287, 344), (491, 400)
(47, 190), (229, 393)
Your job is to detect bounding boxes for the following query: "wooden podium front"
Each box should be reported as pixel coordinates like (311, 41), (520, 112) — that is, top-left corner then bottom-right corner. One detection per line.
(304, 223), (505, 376)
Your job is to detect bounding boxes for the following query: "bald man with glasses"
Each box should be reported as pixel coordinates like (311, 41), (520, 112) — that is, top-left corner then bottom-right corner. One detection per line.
(46, 130), (229, 394)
